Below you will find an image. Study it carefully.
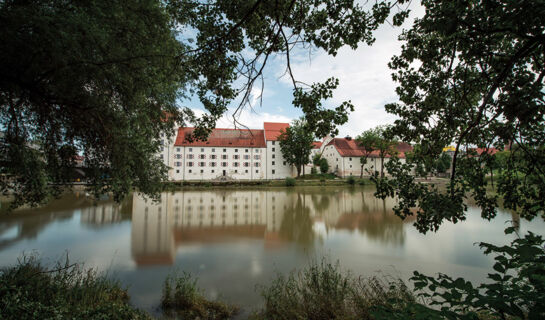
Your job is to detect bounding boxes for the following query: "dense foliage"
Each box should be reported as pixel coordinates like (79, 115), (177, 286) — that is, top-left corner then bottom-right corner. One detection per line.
(0, 0), (410, 207)
(278, 119), (315, 177)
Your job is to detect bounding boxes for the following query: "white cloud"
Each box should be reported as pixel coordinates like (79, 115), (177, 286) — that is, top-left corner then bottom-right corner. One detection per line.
(190, 106), (292, 130)
(277, 3), (425, 138)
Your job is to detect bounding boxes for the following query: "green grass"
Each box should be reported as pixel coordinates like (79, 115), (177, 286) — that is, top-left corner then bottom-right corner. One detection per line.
(0, 255), (150, 319)
(161, 272), (238, 320)
(298, 173), (336, 180)
(285, 177), (296, 187)
(251, 259), (415, 320)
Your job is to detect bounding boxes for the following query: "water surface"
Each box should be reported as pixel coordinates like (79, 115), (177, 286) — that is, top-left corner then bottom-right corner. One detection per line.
(1, 186), (543, 316)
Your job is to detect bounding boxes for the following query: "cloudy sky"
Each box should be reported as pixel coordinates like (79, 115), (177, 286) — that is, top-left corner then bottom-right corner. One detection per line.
(187, 2), (425, 138)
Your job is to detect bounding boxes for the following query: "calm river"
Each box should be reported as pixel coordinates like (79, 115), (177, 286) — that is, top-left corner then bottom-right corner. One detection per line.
(1, 186), (543, 316)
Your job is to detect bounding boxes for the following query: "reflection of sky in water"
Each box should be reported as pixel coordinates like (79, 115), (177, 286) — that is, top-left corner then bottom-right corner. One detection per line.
(0, 187), (543, 315)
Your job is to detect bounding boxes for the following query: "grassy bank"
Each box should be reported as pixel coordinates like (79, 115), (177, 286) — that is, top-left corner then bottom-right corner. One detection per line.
(164, 177), (373, 190)
(0, 255), (150, 319)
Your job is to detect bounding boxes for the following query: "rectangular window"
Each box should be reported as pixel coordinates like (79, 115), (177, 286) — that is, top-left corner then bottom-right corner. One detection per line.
(254, 155), (260, 160)
(187, 162), (193, 167)
(272, 169), (275, 174)
(210, 162), (216, 167)
(256, 169), (259, 173)
(244, 154), (250, 159)
(187, 154), (194, 159)
(272, 161), (275, 166)
(176, 147), (180, 152)
(200, 169), (204, 173)
(189, 169), (192, 173)
(222, 154), (228, 159)
(272, 141), (275, 145)
(233, 162), (239, 167)
(212, 148), (215, 152)
(272, 147), (275, 152)
(210, 154), (217, 159)
(221, 162), (228, 167)
(199, 154), (206, 159)
(176, 169), (180, 173)
(234, 170), (238, 173)
(245, 149), (249, 152)
(233, 154), (239, 159)
(189, 148), (192, 152)
(223, 148), (226, 152)
(283, 161), (286, 165)
(211, 170), (215, 173)
(243, 162), (249, 167)
(201, 148), (204, 152)
(254, 162), (260, 167)
(199, 162), (206, 167)
(272, 154), (275, 159)
(235, 149), (238, 152)
(349, 157), (352, 161)
(245, 169), (248, 173)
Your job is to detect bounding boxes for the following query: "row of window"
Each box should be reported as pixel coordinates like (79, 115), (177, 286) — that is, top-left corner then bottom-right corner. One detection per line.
(175, 169), (261, 174)
(177, 147), (262, 153)
(176, 154), (261, 160)
(174, 161), (285, 167)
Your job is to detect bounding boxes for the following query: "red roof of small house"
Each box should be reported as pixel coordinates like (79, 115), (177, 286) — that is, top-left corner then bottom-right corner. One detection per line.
(474, 148), (499, 156)
(174, 127), (266, 148)
(263, 122), (289, 141)
(312, 141), (322, 149)
(326, 138), (412, 158)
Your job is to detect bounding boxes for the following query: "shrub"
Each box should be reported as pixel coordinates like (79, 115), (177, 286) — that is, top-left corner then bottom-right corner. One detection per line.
(0, 255), (150, 319)
(162, 272), (238, 319)
(319, 158), (329, 174)
(347, 176), (356, 185)
(311, 167), (317, 174)
(252, 259), (414, 320)
(285, 177), (296, 187)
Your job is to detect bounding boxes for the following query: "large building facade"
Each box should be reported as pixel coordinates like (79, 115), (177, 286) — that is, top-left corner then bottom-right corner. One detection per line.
(160, 122), (295, 181)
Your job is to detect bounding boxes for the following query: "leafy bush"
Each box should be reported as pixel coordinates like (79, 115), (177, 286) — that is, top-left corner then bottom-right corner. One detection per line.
(319, 158), (329, 174)
(0, 255), (150, 319)
(162, 272), (238, 319)
(347, 176), (356, 185)
(285, 177), (296, 187)
(252, 259), (414, 320)
(311, 167), (317, 174)
(375, 229), (545, 320)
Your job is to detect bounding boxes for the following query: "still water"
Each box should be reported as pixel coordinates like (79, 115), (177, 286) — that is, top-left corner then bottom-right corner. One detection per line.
(0, 186), (543, 316)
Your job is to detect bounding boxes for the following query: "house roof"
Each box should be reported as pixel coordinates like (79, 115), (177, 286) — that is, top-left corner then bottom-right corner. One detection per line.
(326, 138), (412, 158)
(263, 122), (289, 141)
(473, 147), (499, 156)
(312, 141), (322, 149)
(174, 127), (266, 148)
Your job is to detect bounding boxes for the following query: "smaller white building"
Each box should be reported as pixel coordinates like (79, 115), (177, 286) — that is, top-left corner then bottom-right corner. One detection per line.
(320, 137), (412, 178)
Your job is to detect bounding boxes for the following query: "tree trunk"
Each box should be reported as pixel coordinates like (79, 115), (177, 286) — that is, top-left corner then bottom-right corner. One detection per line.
(380, 157), (384, 178)
(297, 166), (301, 177)
(360, 165), (363, 178)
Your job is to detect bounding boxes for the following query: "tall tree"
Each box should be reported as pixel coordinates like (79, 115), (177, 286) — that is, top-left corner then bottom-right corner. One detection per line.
(0, 0), (411, 207)
(355, 128), (379, 178)
(278, 119), (314, 178)
(373, 126), (397, 178)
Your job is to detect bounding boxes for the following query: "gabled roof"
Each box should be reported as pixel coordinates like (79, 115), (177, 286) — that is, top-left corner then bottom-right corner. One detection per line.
(174, 127), (266, 148)
(263, 122), (289, 141)
(312, 141), (322, 149)
(473, 148), (499, 156)
(326, 138), (412, 158)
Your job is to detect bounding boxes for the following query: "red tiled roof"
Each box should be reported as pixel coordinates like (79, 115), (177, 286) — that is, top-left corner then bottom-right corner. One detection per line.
(312, 141), (322, 149)
(263, 122), (289, 141)
(326, 138), (412, 158)
(474, 148), (499, 156)
(174, 127), (266, 148)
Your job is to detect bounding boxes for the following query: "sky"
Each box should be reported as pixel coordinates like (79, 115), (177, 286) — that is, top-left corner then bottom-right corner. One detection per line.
(185, 2), (425, 138)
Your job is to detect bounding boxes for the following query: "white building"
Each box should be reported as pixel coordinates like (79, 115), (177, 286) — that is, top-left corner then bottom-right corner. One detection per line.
(160, 122), (295, 181)
(320, 137), (412, 178)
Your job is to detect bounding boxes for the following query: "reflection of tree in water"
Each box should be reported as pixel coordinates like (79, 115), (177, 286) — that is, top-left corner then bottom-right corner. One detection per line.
(279, 193), (315, 248)
(335, 199), (406, 246)
(312, 193), (330, 215)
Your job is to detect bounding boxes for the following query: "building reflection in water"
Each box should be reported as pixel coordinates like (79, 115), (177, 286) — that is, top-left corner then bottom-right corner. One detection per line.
(131, 188), (411, 266)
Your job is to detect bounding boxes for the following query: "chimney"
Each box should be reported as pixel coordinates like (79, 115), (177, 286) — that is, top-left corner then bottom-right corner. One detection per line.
(345, 136), (352, 141)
